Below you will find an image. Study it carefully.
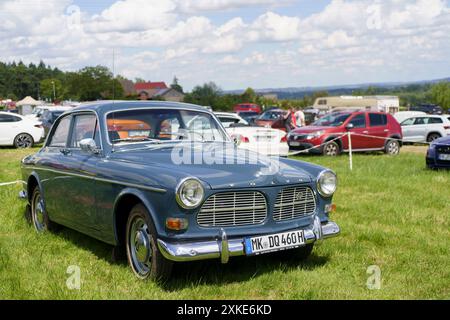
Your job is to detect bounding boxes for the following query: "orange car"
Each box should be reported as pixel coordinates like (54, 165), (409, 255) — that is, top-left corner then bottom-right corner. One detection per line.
(107, 119), (152, 140)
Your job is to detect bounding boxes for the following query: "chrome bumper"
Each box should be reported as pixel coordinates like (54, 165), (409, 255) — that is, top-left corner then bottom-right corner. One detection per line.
(157, 218), (340, 263)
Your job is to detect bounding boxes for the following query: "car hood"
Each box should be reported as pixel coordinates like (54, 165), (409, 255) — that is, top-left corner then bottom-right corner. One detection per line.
(291, 126), (334, 134)
(434, 136), (450, 145)
(108, 142), (318, 190)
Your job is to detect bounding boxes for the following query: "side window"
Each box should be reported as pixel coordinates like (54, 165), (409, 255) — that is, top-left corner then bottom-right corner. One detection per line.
(70, 114), (98, 148)
(414, 117), (427, 125)
(369, 113), (387, 127)
(49, 116), (71, 147)
(349, 114), (366, 128)
(428, 117), (443, 124)
(401, 118), (415, 126)
(0, 114), (21, 122)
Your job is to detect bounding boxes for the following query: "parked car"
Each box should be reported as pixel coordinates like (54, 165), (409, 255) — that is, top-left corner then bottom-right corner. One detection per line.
(25, 106), (52, 121)
(255, 109), (287, 130)
(237, 111), (260, 125)
(393, 111), (426, 124)
(233, 103), (262, 114)
(288, 111), (402, 156)
(40, 107), (72, 136)
(0, 111), (44, 148)
(410, 104), (443, 115)
(214, 112), (248, 128)
(426, 135), (450, 169)
(227, 126), (289, 157)
(400, 115), (450, 143)
(20, 101), (340, 280)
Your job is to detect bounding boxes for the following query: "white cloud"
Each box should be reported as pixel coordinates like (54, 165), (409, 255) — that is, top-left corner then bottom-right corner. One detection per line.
(176, 0), (291, 13)
(0, 0), (449, 90)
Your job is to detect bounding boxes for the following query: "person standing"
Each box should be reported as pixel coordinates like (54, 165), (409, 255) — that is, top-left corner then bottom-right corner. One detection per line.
(294, 108), (306, 127)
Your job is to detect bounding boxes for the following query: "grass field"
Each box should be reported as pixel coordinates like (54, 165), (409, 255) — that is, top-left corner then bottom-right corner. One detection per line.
(0, 147), (449, 299)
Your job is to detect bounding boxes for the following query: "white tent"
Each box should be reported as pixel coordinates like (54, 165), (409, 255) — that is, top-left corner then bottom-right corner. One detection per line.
(16, 96), (43, 115)
(16, 96), (43, 106)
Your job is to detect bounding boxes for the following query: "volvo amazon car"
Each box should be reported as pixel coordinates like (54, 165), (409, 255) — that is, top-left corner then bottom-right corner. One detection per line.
(20, 101), (340, 280)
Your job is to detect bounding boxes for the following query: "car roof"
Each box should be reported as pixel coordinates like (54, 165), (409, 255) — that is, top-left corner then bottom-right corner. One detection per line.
(70, 100), (208, 115)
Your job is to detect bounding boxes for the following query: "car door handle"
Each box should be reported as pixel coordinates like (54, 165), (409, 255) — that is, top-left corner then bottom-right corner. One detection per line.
(363, 131), (369, 134)
(60, 148), (71, 156)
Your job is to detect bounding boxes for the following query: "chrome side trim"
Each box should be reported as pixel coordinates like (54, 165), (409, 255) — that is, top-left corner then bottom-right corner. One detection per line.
(157, 220), (340, 263)
(22, 166), (166, 194)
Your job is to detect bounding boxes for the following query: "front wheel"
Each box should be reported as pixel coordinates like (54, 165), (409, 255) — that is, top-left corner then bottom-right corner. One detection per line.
(323, 141), (340, 156)
(385, 139), (400, 155)
(14, 133), (34, 148)
(125, 204), (173, 281)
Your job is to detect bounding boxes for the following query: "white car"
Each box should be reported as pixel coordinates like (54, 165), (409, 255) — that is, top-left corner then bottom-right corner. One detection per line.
(226, 126), (289, 157)
(0, 112), (44, 148)
(394, 111), (426, 124)
(215, 112), (289, 156)
(400, 115), (450, 143)
(215, 112), (248, 128)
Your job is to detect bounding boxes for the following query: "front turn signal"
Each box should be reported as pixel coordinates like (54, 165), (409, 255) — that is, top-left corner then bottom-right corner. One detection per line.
(325, 204), (337, 214)
(166, 218), (189, 231)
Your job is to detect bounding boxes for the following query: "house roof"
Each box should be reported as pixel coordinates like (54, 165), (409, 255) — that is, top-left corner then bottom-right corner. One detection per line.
(134, 82), (168, 91)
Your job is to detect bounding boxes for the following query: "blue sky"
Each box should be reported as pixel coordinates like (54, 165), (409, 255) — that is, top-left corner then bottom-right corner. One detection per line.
(1, 0), (449, 91)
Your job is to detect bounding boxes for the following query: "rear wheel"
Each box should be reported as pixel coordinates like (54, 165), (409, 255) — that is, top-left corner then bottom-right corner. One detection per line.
(323, 141), (340, 156)
(30, 186), (57, 232)
(385, 139), (400, 155)
(14, 133), (34, 148)
(427, 133), (441, 143)
(125, 204), (173, 281)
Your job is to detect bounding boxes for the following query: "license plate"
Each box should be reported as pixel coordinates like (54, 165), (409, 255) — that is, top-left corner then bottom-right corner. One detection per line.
(129, 130), (150, 137)
(256, 136), (274, 142)
(438, 154), (450, 161)
(289, 141), (300, 147)
(245, 230), (306, 255)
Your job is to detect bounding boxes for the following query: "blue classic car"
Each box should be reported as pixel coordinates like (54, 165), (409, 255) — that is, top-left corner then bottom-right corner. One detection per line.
(426, 135), (450, 169)
(20, 101), (340, 280)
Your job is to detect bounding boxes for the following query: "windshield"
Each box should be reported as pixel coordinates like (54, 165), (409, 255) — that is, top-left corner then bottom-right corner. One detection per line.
(106, 108), (229, 145)
(259, 111), (284, 121)
(312, 113), (351, 127)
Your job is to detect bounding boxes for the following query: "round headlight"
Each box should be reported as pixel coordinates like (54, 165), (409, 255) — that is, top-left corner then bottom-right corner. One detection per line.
(317, 170), (337, 197)
(176, 178), (205, 209)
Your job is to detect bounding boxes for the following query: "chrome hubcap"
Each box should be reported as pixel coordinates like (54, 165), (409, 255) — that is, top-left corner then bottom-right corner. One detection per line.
(16, 134), (32, 148)
(129, 218), (152, 276)
(32, 194), (46, 232)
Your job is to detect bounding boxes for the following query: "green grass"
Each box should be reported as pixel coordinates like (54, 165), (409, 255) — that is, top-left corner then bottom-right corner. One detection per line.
(0, 147), (449, 299)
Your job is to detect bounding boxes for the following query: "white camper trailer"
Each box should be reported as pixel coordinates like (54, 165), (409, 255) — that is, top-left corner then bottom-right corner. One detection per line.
(313, 96), (400, 114)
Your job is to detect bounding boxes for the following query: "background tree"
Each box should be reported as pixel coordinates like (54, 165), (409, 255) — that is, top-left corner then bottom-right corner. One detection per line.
(170, 76), (184, 93)
(431, 82), (450, 111)
(40, 79), (63, 102)
(184, 82), (222, 108)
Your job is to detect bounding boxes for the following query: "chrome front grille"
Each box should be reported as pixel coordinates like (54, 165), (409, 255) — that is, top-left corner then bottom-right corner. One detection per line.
(197, 192), (267, 227)
(273, 186), (316, 221)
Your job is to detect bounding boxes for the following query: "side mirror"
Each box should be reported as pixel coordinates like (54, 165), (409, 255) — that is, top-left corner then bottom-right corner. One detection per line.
(79, 138), (100, 154)
(345, 123), (354, 131)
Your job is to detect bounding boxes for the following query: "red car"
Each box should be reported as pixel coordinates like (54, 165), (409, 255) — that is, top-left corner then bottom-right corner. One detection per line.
(234, 103), (262, 114)
(288, 111), (402, 156)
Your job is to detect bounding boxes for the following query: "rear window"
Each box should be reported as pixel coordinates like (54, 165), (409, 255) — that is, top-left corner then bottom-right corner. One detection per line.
(369, 113), (387, 127)
(428, 117), (443, 124)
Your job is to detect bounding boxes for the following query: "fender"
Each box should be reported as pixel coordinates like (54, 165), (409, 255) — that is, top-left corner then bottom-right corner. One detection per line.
(112, 187), (160, 245)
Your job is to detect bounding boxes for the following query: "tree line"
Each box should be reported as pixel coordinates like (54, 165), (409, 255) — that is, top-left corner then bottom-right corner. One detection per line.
(0, 60), (449, 111)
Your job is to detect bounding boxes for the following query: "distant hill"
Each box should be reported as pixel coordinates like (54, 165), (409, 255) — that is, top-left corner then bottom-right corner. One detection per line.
(225, 77), (450, 99)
